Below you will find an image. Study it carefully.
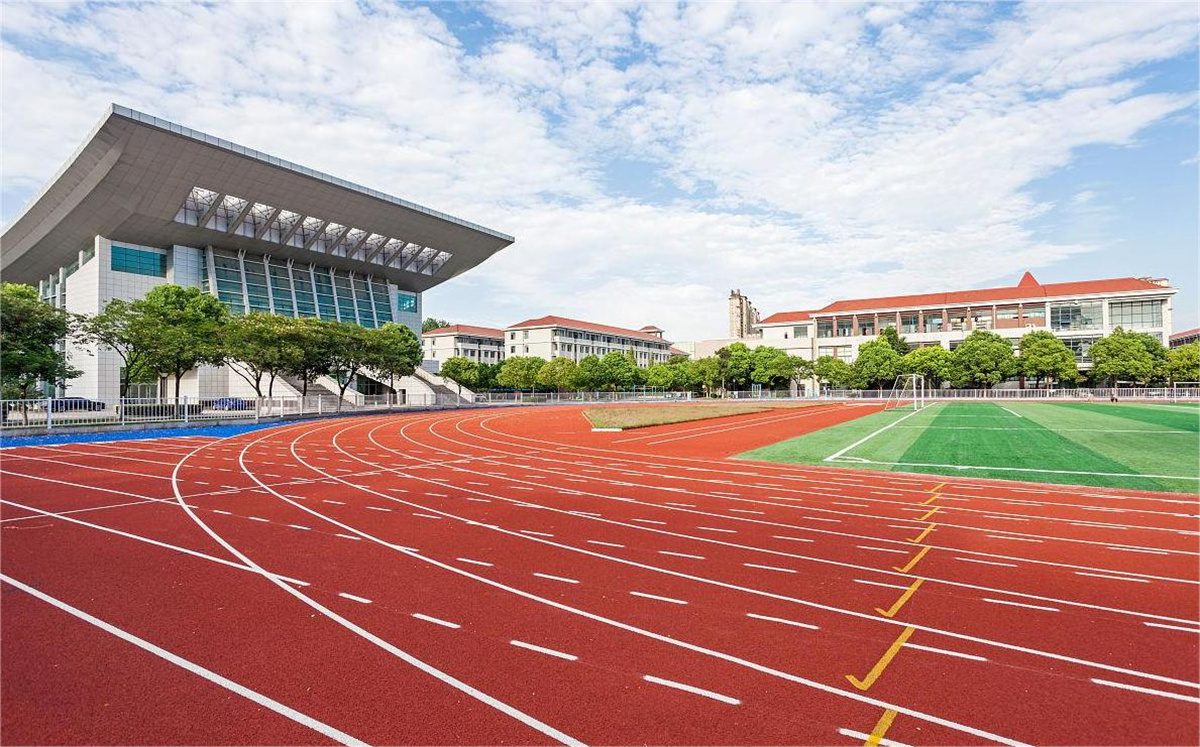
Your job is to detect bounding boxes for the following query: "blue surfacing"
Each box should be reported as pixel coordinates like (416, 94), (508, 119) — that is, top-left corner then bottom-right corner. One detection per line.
(0, 420), (302, 449)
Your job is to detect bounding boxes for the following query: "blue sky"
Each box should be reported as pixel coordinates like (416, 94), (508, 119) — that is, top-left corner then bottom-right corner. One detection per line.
(2, 1), (1197, 338)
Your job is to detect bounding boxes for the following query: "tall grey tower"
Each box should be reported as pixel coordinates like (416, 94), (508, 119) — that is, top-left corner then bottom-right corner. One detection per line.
(728, 289), (761, 338)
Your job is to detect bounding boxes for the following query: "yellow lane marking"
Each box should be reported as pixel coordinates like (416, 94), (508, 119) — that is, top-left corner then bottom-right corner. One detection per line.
(845, 626), (916, 691)
(864, 708), (899, 746)
(907, 523), (937, 543)
(918, 506), (941, 521)
(919, 493), (940, 505)
(894, 545), (932, 573)
(929, 482), (946, 492)
(875, 578), (924, 618)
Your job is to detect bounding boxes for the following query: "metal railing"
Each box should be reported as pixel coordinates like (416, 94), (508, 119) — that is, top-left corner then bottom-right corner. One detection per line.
(724, 387), (1200, 402)
(474, 390), (693, 404)
(0, 392), (462, 433)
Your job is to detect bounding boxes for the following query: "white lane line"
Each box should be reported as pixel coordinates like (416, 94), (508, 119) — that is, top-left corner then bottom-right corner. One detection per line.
(826, 404), (929, 462)
(984, 515), (1028, 521)
(858, 545), (908, 554)
(365, 506), (392, 512)
(510, 640), (578, 661)
(728, 509), (764, 515)
(986, 535), (1043, 543)
(335, 533), (361, 541)
(1144, 622), (1200, 633)
(521, 530), (555, 537)
(213, 509), (232, 515)
(643, 675), (740, 705)
(1090, 678), (1200, 704)
(801, 516), (841, 523)
(744, 562), (797, 574)
(533, 572), (579, 584)
(324, 500), (346, 505)
(697, 526), (737, 533)
(983, 598), (1058, 612)
(412, 613), (461, 629)
(905, 643), (988, 662)
(413, 513), (443, 519)
(999, 406), (1022, 418)
(456, 557), (493, 567)
(248, 516), (269, 523)
(467, 497), (491, 503)
(664, 502), (695, 507)
(510, 486), (534, 491)
(1076, 572), (1150, 583)
(337, 592), (372, 604)
(0, 574), (367, 747)
(659, 550), (706, 560)
(587, 540), (626, 548)
(833, 502), (869, 508)
(955, 557), (1018, 568)
(632, 518), (668, 525)
(1108, 546), (1171, 556)
(772, 535), (814, 543)
(630, 591), (688, 605)
(746, 612), (819, 630)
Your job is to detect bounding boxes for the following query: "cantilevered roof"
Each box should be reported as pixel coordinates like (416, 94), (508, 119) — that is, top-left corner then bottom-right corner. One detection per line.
(1, 104), (514, 289)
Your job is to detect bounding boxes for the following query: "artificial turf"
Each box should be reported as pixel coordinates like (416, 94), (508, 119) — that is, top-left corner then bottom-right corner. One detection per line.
(739, 400), (1200, 493)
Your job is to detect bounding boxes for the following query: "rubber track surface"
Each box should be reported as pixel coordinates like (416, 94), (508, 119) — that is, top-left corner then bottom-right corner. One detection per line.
(2, 404), (1197, 746)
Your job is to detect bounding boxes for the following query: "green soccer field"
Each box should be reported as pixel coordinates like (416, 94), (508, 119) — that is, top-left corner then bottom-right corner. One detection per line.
(739, 400), (1200, 493)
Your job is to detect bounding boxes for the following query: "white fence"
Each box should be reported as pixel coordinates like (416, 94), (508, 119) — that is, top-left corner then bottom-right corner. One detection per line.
(0, 393), (461, 433)
(474, 390), (693, 404)
(728, 387), (1200, 402)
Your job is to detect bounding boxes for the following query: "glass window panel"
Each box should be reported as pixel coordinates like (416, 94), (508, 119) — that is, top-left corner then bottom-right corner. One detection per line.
(396, 292), (417, 313)
(332, 272), (357, 323)
(205, 195), (247, 232)
(236, 203), (276, 239)
(110, 246), (167, 277)
(353, 277), (375, 327)
(817, 320), (833, 338)
(288, 217), (324, 248)
(174, 187), (218, 226)
(268, 263), (295, 316)
(1109, 300), (1162, 329)
(1050, 301), (1102, 331)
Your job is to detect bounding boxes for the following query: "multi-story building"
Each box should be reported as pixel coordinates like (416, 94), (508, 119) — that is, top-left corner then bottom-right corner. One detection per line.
(1170, 328), (1199, 348)
(728, 289), (761, 338)
(423, 325), (505, 363)
(1, 105), (513, 401)
(504, 316), (677, 366)
(757, 272), (1176, 371)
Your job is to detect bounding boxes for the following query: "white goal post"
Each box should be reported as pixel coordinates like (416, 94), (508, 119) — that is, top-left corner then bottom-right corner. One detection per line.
(884, 373), (927, 411)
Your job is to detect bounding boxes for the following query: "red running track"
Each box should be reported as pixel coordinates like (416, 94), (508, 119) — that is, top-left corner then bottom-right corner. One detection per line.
(1, 404), (1197, 746)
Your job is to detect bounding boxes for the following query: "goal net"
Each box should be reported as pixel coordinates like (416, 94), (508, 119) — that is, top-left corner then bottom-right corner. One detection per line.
(884, 373), (927, 411)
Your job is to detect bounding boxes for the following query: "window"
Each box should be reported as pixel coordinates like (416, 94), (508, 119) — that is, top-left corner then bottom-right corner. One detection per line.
(793, 326), (809, 338)
(971, 311), (992, 330)
(817, 321), (833, 338)
(836, 319), (853, 337)
(900, 315), (918, 334)
(1110, 300), (1162, 328)
(1062, 337), (1100, 360)
(996, 308), (1019, 321)
(111, 246), (166, 277)
(1024, 308), (1046, 320)
(859, 323), (874, 336)
(818, 345), (853, 362)
(924, 316), (943, 333)
(1050, 301), (1102, 331)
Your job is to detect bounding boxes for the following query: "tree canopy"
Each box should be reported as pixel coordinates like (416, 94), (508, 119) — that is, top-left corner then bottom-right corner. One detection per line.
(948, 330), (1018, 389)
(422, 317), (450, 333)
(1165, 343), (1199, 383)
(133, 285), (228, 397)
(853, 338), (903, 390)
(1018, 330), (1079, 388)
(1, 282), (80, 399)
(878, 326), (909, 357)
(899, 346), (952, 387)
(1089, 328), (1166, 385)
(496, 356), (545, 390)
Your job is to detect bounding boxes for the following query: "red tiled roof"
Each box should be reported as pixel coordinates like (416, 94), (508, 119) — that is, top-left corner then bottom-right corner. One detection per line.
(759, 310), (812, 325)
(668, 346), (687, 356)
(765, 274), (1171, 319)
(423, 324), (504, 338)
(1170, 328), (1200, 341)
(507, 315), (671, 344)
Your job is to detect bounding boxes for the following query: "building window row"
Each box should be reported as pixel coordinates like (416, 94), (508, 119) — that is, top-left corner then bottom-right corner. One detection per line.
(111, 245), (167, 278)
(1109, 300), (1162, 329)
(203, 248), (395, 327)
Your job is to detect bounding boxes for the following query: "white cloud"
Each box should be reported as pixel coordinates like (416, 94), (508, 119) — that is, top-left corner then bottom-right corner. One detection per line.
(2, 0), (1196, 341)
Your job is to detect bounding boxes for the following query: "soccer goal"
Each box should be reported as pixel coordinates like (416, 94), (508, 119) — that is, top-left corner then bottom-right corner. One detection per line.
(884, 373), (927, 411)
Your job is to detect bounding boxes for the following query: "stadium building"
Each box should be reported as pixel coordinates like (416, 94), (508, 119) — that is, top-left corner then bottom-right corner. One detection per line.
(757, 272), (1176, 371)
(1, 105), (513, 401)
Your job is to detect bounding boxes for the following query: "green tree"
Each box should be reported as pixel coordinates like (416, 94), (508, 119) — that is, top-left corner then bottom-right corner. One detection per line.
(599, 351), (640, 390)
(496, 356), (546, 390)
(720, 342), (755, 391)
(1090, 328), (1167, 385)
(691, 356), (722, 396)
(751, 346), (798, 389)
(853, 338), (903, 389)
(422, 317), (451, 333)
(223, 313), (301, 396)
(438, 356), (480, 398)
(537, 357), (579, 392)
(282, 318), (336, 396)
(878, 326), (909, 357)
(574, 355), (604, 390)
(80, 298), (154, 398)
(475, 362), (501, 391)
(132, 285), (227, 398)
(948, 330), (1018, 389)
(0, 282), (80, 399)
(814, 356), (859, 389)
(1165, 342), (1200, 383)
(1018, 330), (1079, 388)
(900, 346), (952, 387)
(368, 323), (423, 391)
